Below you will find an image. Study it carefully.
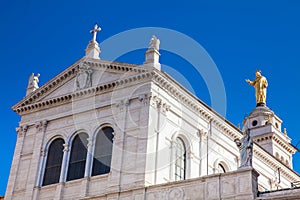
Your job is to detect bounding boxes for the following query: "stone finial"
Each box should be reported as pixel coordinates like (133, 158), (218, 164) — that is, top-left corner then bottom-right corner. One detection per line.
(144, 35), (161, 70)
(85, 23), (101, 59)
(26, 73), (40, 95)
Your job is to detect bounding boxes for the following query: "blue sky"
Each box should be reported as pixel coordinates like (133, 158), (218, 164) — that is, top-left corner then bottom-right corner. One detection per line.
(1, 0), (300, 196)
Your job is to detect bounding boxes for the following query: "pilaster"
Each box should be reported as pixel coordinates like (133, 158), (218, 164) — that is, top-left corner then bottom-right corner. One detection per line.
(5, 125), (28, 200)
(27, 120), (48, 200)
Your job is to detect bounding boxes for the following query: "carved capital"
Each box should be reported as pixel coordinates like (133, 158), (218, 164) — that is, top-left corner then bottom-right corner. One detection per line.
(199, 129), (208, 138)
(150, 95), (162, 109)
(150, 95), (170, 114)
(116, 98), (130, 111)
(40, 147), (46, 157)
(63, 144), (69, 152)
(112, 131), (121, 141)
(187, 151), (194, 159)
(16, 125), (29, 138)
(35, 120), (48, 132)
(87, 138), (93, 147)
(138, 93), (151, 105)
(161, 102), (170, 114)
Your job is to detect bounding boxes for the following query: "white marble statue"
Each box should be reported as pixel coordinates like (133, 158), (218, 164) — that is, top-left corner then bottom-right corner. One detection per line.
(149, 35), (160, 50)
(28, 73), (41, 91)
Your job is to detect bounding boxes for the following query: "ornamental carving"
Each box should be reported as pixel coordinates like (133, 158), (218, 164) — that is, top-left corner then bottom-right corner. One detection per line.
(116, 98), (130, 112)
(63, 144), (69, 152)
(40, 147), (46, 157)
(35, 120), (48, 132)
(138, 93), (151, 105)
(16, 125), (28, 138)
(87, 138), (94, 147)
(150, 95), (170, 114)
(76, 63), (93, 90)
(167, 187), (184, 200)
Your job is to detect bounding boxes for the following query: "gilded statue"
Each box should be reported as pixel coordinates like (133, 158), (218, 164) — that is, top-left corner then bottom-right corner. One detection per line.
(246, 70), (268, 106)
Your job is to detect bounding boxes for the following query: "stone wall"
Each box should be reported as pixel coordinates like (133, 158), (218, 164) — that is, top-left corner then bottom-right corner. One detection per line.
(84, 168), (259, 200)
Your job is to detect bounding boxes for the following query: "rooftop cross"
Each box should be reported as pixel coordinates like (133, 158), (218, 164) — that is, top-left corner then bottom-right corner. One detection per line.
(90, 23), (101, 42)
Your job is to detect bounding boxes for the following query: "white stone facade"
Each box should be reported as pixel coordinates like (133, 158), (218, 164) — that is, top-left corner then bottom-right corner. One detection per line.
(5, 36), (300, 200)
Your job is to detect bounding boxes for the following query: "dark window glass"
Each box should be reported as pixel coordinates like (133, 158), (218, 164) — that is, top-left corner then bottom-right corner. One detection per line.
(218, 163), (226, 173)
(67, 133), (88, 181)
(174, 138), (186, 181)
(92, 127), (114, 176)
(42, 138), (64, 186)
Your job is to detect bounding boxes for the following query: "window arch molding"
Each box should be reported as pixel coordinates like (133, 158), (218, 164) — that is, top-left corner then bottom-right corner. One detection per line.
(40, 135), (66, 186)
(66, 129), (90, 144)
(170, 132), (192, 181)
(90, 124), (115, 177)
(66, 130), (89, 181)
(213, 158), (231, 173)
(92, 123), (115, 141)
(171, 132), (193, 153)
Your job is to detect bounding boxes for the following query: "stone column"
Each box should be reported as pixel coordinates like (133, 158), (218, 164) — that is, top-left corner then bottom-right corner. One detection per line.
(199, 129), (207, 176)
(85, 137), (94, 177)
(54, 143), (69, 200)
(5, 125), (28, 200)
(60, 144), (69, 182)
(79, 137), (94, 198)
(27, 120), (48, 200)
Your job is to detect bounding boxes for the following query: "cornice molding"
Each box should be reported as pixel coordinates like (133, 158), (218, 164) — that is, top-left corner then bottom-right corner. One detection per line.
(254, 132), (296, 154)
(151, 70), (242, 141)
(13, 59), (242, 143)
(254, 143), (300, 182)
(14, 71), (154, 114)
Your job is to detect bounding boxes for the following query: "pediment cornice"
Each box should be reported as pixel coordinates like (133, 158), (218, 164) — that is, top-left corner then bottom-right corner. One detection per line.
(12, 58), (148, 112)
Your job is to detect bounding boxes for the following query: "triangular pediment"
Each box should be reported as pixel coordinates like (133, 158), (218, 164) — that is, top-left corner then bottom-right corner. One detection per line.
(12, 57), (148, 113)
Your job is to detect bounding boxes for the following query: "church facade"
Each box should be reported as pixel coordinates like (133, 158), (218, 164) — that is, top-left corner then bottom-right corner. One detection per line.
(5, 25), (300, 199)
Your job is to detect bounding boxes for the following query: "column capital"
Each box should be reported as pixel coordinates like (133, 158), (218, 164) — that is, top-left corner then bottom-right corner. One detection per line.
(16, 125), (29, 138)
(63, 144), (69, 152)
(35, 120), (48, 132)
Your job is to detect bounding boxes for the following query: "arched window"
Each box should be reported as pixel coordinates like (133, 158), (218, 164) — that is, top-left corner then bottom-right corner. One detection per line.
(174, 138), (186, 181)
(67, 133), (88, 181)
(218, 163), (226, 173)
(42, 138), (64, 186)
(92, 127), (114, 176)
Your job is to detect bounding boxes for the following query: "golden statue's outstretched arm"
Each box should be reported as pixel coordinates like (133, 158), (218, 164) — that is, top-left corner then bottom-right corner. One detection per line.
(245, 79), (253, 85)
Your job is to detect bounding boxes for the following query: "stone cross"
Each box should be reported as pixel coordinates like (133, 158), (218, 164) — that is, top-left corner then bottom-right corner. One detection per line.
(90, 24), (101, 42)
